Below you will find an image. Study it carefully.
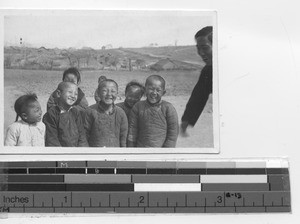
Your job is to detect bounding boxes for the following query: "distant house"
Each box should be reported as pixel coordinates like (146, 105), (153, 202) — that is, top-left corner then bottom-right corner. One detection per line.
(150, 58), (200, 71)
(37, 46), (49, 53)
(53, 48), (62, 55)
(150, 58), (179, 71)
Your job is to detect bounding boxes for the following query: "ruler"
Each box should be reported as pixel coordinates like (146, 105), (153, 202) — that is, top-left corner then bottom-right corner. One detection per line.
(0, 159), (291, 213)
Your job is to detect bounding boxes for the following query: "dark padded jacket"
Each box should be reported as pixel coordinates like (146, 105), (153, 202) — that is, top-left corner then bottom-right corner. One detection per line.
(43, 106), (88, 147)
(127, 100), (179, 148)
(181, 65), (212, 126)
(84, 103), (128, 147)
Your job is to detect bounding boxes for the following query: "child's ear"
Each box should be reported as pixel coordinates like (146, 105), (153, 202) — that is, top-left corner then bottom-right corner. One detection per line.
(163, 90), (166, 96)
(55, 89), (61, 98)
(20, 113), (27, 121)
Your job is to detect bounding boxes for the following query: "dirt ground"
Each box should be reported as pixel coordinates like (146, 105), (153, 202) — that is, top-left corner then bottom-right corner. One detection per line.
(4, 69), (214, 148)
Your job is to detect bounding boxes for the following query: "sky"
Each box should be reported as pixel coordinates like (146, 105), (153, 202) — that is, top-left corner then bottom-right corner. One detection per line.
(4, 11), (214, 49)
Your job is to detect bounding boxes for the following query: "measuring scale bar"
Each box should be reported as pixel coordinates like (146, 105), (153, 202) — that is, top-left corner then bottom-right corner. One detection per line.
(0, 191), (291, 213)
(0, 159), (291, 213)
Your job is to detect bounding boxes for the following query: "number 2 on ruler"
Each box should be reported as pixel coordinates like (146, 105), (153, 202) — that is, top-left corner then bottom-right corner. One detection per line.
(139, 196), (144, 204)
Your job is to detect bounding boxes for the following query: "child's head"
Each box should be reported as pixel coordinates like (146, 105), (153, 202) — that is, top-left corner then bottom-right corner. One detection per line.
(62, 67), (81, 84)
(145, 75), (166, 104)
(124, 81), (145, 108)
(98, 75), (107, 84)
(14, 93), (42, 124)
(195, 26), (213, 65)
(97, 79), (118, 105)
(56, 82), (78, 109)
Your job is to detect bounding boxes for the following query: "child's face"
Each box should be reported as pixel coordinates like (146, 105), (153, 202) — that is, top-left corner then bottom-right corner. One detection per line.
(23, 101), (42, 124)
(145, 79), (165, 104)
(63, 73), (78, 84)
(59, 84), (78, 107)
(196, 36), (212, 65)
(125, 86), (143, 108)
(98, 81), (118, 105)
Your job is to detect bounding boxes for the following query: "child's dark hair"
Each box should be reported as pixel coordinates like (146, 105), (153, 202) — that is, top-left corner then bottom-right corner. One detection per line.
(98, 79), (119, 92)
(195, 26), (212, 44)
(125, 81), (145, 95)
(62, 67), (81, 84)
(98, 75), (107, 84)
(145, 75), (166, 90)
(14, 93), (38, 122)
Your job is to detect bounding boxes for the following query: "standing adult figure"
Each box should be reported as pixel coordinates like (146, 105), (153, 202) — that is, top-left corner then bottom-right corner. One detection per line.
(180, 26), (213, 135)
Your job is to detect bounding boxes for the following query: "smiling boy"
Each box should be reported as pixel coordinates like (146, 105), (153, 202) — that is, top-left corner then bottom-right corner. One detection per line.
(127, 75), (179, 148)
(43, 81), (88, 147)
(84, 79), (128, 147)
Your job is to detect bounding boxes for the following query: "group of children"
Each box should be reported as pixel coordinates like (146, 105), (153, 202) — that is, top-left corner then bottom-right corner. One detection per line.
(5, 67), (179, 148)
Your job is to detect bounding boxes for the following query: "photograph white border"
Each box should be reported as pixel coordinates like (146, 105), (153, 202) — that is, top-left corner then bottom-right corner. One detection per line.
(0, 9), (220, 155)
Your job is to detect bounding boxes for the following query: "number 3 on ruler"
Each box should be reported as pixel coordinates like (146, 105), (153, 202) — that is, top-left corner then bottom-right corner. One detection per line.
(217, 196), (222, 203)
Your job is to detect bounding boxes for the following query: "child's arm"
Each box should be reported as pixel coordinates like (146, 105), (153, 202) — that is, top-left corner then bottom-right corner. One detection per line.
(4, 124), (19, 146)
(181, 68), (212, 126)
(75, 110), (89, 147)
(119, 110), (128, 147)
(83, 109), (93, 143)
(46, 91), (57, 112)
(78, 95), (89, 109)
(127, 105), (138, 147)
(163, 104), (179, 148)
(43, 112), (62, 147)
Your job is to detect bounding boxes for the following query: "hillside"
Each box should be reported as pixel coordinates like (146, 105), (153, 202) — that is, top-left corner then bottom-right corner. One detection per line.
(4, 45), (203, 71)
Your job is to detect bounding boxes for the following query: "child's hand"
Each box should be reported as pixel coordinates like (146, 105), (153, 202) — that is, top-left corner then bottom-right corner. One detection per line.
(180, 121), (189, 137)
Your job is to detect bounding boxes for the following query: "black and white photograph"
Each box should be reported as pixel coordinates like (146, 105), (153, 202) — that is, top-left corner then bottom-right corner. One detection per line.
(1, 10), (219, 153)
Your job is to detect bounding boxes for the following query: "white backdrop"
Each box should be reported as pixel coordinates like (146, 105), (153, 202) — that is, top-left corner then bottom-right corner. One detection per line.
(0, 0), (299, 223)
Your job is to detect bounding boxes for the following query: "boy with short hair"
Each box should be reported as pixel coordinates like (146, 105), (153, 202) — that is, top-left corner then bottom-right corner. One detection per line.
(127, 75), (179, 147)
(84, 79), (128, 147)
(47, 67), (88, 111)
(116, 81), (145, 119)
(43, 82), (88, 147)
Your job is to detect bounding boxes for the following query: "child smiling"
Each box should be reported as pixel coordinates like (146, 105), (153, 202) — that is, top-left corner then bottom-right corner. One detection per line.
(43, 82), (88, 147)
(127, 75), (179, 147)
(84, 79), (128, 147)
(47, 67), (88, 111)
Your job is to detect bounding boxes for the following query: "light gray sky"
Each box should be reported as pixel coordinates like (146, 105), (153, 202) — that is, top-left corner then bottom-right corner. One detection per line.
(4, 11), (213, 49)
